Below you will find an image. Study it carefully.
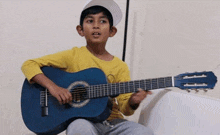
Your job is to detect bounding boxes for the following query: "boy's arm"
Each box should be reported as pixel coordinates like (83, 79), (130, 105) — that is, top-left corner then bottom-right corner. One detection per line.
(21, 49), (76, 104)
(115, 64), (135, 116)
(116, 90), (152, 116)
(21, 49), (74, 82)
(31, 73), (72, 104)
(116, 64), (152, 116)
(128, 89), (152, 110)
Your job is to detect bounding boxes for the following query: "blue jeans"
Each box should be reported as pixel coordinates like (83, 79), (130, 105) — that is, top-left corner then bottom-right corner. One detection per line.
(66, 119), (154, 135)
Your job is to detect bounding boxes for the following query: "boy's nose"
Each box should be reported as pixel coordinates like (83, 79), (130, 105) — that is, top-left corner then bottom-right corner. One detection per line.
(93, 21), (99, 29)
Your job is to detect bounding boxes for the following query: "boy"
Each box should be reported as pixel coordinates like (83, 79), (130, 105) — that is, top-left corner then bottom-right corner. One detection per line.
(21, 0), (153, 134)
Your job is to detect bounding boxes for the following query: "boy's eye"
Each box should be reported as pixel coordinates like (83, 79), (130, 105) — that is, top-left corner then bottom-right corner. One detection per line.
(87, 20), (93, 23)
(100, 20), (107, 23)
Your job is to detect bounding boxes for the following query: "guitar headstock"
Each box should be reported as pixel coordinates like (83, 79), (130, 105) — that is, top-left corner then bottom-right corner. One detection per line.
(174, 71), (217, 92)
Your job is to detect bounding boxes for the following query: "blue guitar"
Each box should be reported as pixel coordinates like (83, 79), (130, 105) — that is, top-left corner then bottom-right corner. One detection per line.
(21, 67), (217, 135)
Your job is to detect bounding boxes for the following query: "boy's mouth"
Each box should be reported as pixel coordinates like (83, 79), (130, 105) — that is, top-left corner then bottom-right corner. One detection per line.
(92, 32), (101, 38)
(92, 32), (101, 35)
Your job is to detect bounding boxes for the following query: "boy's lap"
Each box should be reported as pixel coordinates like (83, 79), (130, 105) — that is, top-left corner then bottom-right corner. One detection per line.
(66, 119), (154, 135)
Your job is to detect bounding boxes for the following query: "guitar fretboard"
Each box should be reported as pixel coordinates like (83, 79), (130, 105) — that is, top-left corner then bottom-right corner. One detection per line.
(87, 77), (173, 99)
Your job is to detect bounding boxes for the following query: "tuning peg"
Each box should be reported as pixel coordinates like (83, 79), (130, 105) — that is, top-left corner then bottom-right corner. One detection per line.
(186, 89), (190, 93)
(203, 89), (208, 92)
(194, 89), (199, 92)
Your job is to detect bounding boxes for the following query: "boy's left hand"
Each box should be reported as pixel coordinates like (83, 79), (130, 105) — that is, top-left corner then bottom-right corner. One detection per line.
(129, 88), (152, 110)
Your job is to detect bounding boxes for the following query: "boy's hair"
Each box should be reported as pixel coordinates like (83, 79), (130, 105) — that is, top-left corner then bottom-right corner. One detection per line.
(80, 6), (113, 28)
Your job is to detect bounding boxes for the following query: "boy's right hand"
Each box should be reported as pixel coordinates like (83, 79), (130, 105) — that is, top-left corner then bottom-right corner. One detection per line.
(31, 73), (73, 105)
(48, 85), (73, 105)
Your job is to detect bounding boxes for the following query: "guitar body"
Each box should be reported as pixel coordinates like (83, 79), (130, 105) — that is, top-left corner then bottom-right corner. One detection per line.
(21, 67), (111, 135)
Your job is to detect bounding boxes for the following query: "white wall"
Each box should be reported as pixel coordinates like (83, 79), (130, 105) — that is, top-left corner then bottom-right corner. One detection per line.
(126, 0), (220, 98)
(0, 0), (220, 134)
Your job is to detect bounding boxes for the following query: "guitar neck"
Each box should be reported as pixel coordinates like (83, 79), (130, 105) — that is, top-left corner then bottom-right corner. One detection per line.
(87, 77), (173, 99)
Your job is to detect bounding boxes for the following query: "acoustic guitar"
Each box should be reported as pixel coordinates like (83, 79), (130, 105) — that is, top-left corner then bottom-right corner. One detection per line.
(21, 67), (217, 134)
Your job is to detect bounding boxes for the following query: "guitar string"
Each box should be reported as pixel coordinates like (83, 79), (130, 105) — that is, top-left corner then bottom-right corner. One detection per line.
(41, 78), (165, 96)
(40, 78), (171, 97)
(40, 81), (147, 96)
(40, 78), (171, 101)
(41, 78), (171, 97)
(40, 81), (174, 105)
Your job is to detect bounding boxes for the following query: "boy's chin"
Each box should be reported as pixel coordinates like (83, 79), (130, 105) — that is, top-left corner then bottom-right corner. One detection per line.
(88, 39), (107, 45)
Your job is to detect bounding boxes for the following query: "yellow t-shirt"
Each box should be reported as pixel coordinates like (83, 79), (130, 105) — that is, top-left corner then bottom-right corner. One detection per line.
(21, 46), (135, 120)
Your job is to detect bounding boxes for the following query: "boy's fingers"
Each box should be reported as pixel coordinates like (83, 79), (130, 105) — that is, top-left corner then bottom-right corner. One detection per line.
(59, 94), (67, 104)
(137, 88), (152, 95)
(147, 91), (152, 95)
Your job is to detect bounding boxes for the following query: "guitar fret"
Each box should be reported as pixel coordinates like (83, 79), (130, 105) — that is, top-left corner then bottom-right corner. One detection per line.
(134, 80), (140, 92)
(152, 79), (158, 89)
(112, 84), (115, 95)
(123, 82), (125, 93)
(157, 79), (159, 88)
(145, 79), (151, 90)
(124, 82), (125, 94)
(88, 76), (173, 99)
(139, 80), (140, 88)
(133, 81), (135, 92)
(134, 81), (137, 91)
(109, 84), (111, 95)
(140, 80), (145, 90)
(127, 82), (130, 93)
(130, 81), (134, 92)
(158, 78), (165, 88)
(110, 84), (112, 95)
(163, 78), (166, 88)
(165, 77), (172, 87)
(150, 79), (152, 90)
(118, 82), (121, 93)
(116, 83), (120, 95)
(113, 84), (115, 95)
(114, 83), (117, 95)
(144, 80), (146, 90)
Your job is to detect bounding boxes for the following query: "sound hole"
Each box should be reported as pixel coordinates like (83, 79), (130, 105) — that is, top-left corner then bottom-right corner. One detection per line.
(67, 81), (90, 108)
(71, 86), (87, 103)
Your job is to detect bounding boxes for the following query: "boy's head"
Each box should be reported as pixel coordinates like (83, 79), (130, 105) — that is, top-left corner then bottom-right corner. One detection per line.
(77, 0), (122, 45)
(80, 0), (122, 27)
(80, 6), (114, 28)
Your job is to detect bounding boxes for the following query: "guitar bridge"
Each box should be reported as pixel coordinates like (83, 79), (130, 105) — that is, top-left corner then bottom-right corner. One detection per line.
(40, 89), (48, 117)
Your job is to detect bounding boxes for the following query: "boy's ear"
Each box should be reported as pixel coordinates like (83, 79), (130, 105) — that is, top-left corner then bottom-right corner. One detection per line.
(76, 25), (84, 37)
(109, 26), (117, 37)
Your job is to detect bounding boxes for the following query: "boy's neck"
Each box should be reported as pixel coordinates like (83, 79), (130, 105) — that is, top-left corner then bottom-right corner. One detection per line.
(86, 43), (114, 61)
(86, 43), (107, 55)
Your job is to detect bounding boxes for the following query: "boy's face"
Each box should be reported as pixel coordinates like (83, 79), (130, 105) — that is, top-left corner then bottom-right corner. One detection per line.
(77, 12), (117, 45)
